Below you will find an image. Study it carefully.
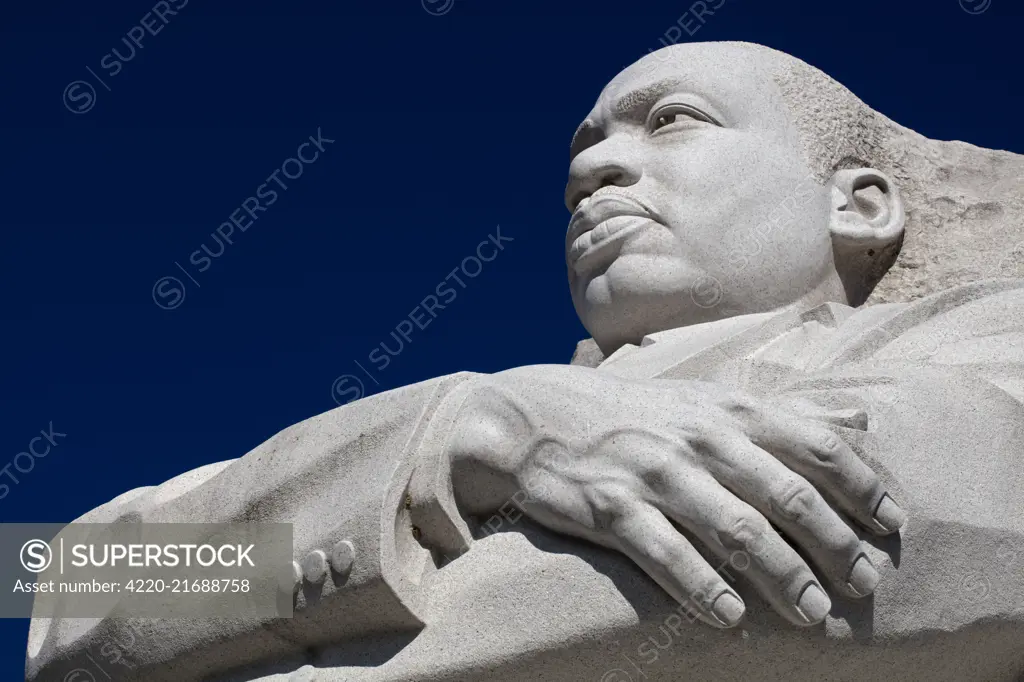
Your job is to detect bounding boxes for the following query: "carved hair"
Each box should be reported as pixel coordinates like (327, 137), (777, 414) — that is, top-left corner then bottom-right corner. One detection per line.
(738, 41), (1024, 305)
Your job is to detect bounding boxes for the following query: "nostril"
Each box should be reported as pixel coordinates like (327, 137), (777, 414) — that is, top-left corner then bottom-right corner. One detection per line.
(600, 172), (623, 189)
(567, 166), (633, 212)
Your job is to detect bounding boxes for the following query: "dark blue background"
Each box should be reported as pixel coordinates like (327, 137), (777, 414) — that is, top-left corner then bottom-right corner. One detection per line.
(1, 0), (1021, 676)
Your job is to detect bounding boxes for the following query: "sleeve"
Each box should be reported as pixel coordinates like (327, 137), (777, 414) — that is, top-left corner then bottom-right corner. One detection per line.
(26, 371), (482, 682)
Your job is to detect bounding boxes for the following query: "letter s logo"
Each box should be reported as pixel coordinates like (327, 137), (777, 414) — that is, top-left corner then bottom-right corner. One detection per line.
(20, 539), (52, 573)
(331, 375), (364, 406)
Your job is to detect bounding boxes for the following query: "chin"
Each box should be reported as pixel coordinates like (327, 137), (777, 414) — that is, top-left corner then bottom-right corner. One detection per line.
(576, 284), (695, 355)
(572, 253), (737, 351)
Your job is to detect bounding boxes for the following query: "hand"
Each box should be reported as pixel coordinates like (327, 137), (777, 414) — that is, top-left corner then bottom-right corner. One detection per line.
(446, 365), (906, 629)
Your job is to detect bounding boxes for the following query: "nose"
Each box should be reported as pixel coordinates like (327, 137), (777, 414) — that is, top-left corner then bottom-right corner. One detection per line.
(564, 136), (643, 212)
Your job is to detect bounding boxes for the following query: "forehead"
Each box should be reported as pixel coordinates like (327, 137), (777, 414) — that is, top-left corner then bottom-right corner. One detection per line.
(585, 44), (798, 139)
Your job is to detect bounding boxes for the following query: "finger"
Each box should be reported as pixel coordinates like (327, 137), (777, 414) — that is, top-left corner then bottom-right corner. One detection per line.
(611, 501), (747, 629)
(655, 469), (832, 627)
(776, 397), (868, 432)
(743, 405), (906, 535)
(708, 434), (881, 599)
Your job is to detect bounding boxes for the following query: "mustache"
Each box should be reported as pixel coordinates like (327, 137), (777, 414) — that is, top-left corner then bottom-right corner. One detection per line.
(566, 187), (662, 247)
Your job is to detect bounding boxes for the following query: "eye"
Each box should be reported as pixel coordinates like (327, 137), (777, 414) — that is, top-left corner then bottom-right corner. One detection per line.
(648, 103), (720, 133)
(652, 112), (680, 129)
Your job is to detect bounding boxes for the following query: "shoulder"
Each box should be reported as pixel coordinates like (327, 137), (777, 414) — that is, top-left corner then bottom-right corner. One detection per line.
(830, 279), (1024, 367)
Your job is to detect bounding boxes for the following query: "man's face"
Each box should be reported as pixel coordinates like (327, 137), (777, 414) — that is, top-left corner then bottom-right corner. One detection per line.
(565, 44), (836, 353)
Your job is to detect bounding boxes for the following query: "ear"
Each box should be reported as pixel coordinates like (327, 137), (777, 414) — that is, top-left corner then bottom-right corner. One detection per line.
(828, 168), (905, 306)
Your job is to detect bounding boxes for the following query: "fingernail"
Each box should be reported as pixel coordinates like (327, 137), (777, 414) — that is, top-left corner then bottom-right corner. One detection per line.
(847, 555), (880, 597)
(873, 494), (907, 533)
(796, 583), (831, 624)
(711, 592), (745, 627)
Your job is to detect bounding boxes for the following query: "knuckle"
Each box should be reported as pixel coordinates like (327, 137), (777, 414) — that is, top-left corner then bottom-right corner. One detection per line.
(771, 478), (819, 522)
(643, 535), (679, 568)
(807, 429), (844, 465)
(638, 446), (673, 476)
(618, 431), (682, 493)
(718, 510), (771, 554)
(686, 430), (717, 456)
(639, 465), (670, 494)
(584, 482), (632, 531)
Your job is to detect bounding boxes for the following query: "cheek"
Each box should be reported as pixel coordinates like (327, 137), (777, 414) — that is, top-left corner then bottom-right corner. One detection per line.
(643, 133), (777, 229)
(644, 134), (829, 266)
(736, 161), (833, 267)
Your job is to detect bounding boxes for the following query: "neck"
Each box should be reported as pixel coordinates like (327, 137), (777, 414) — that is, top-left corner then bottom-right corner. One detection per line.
(593, 271), (849, 356)
(780, 269), (849, 315)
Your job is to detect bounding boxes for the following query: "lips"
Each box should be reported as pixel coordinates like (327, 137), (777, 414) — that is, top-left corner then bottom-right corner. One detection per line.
(566, 190), (660, 275)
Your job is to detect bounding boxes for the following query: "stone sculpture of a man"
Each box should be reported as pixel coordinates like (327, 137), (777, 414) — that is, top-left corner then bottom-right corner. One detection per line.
(27, 42), (1024, 682)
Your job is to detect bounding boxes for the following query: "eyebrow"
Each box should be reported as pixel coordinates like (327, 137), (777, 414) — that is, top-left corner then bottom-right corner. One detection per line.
(572, 76), (704, 138)
(570, 77), (708, 159)
(612, 77), (691, 120)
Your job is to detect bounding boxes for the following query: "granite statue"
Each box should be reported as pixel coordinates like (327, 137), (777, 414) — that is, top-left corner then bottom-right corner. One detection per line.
(26, 41), (1024, 681)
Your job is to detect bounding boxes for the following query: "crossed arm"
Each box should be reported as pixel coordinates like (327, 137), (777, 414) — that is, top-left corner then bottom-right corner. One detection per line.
(24, 360), (927, 682)
(413, 363), (904, 629)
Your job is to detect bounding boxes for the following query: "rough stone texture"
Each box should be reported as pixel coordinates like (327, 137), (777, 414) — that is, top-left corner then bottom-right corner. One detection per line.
(569, 338), (605, 368)
(762, 41), (1024, 304)
(867, 137), (1024, 303)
